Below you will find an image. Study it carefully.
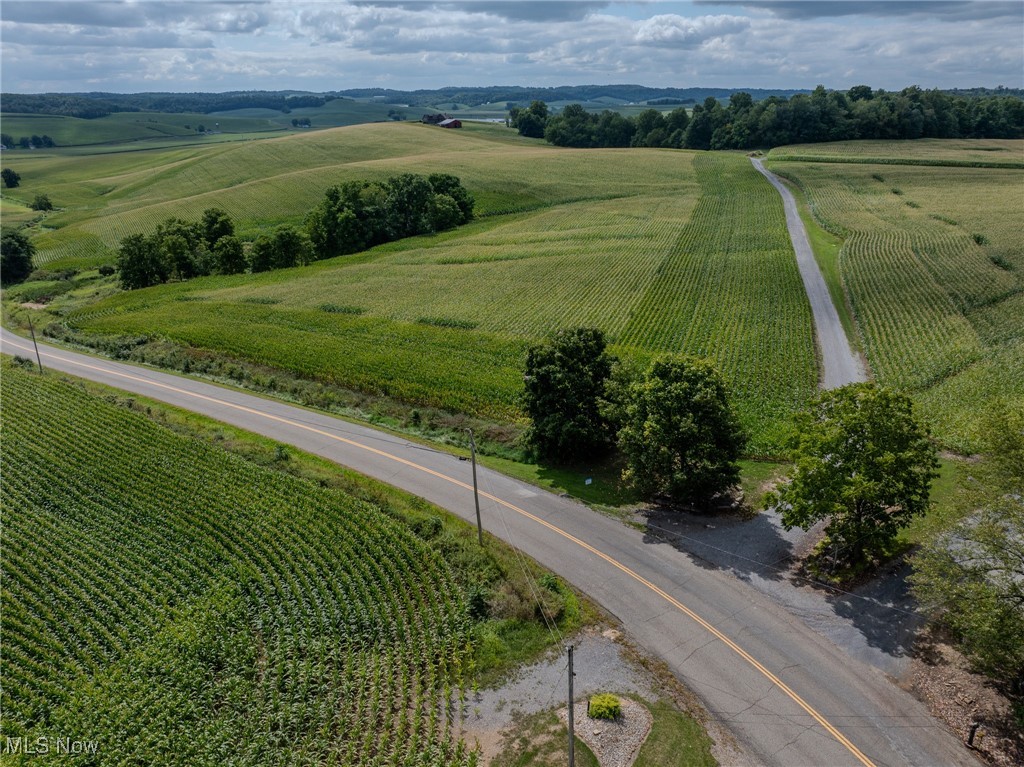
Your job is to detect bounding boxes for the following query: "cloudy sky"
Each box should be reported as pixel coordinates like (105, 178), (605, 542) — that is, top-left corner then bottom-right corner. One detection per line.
(1, 1), (1021, 93)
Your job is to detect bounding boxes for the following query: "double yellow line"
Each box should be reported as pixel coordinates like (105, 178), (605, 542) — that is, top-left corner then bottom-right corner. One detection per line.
(3, 336), (875, 767)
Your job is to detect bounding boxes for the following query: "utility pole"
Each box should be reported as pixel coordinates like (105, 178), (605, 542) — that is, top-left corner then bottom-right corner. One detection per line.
(567, 645), (575, 767)
(466, 428), (483, 546)
(27, 317), (43, 373)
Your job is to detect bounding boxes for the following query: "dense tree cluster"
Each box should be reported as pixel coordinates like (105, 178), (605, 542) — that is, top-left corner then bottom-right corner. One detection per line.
(522, 328), (745, 507)
(116, 208), (243, 289)
(0, 92), (330, 118)
(116, 174), (474, 289)
(912, 403), (1024, 691)
(306, 173), (473, 260)
(523, 86), (1023, 150)
(2, 168), (21, 188)
(1, 227), (35, 286)
(1, 134), (57, 149)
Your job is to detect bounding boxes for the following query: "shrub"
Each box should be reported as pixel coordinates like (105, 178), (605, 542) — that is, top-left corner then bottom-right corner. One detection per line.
(588, 693), (621, 720)
(98, 264), (116, 276)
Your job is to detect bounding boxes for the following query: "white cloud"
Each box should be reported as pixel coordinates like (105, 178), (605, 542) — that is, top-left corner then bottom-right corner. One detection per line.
(634, 14), (750, 46)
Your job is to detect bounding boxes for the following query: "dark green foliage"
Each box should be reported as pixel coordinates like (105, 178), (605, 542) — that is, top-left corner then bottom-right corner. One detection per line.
(115, 208), (237, 289)
(618, 355), (746, 507)
(537, 84), (1023, 151)
(98, 264), (116, 277)
(306, 173), (473, 261)
(249, 225), (312, 273)
(29, 193), (53, 211)
(524, 327), (615, 463)
(213, 235), (245, 275)
(509, 100), (550, 138)
(1, 168), (20, 188)
(769, 384), (938, 570)
(1, 227), (35, 285)
(911, 403), (1024, 690)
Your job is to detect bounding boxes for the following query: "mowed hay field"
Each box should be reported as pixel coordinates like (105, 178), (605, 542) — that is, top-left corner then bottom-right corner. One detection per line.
(0, 363), (476, 765)
(768, 139), (1024, 450)
(37, 123), (818, 452)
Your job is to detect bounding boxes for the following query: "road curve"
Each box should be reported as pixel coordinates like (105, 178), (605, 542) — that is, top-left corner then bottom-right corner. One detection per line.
(1, 329), (975, 767)
(751, 157), (867, 389)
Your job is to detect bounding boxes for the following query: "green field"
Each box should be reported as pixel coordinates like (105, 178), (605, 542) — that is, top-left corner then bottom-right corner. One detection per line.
(0, 100), (411, 149)
(0, 362), (478, 765)
(768, 138), (1024, 168)
(769, 142), (1024, 450)
(12, 123), (817, 452)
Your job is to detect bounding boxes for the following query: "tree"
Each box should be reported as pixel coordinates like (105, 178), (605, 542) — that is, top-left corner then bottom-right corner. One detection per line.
(769, 383), (938, 571)
(116, 233), (167, 290)
(213, 235), (246, 275)
(250, 225), (311, 272)
(384, 173), (436, 239)
(523, 327), (615, 463)
(2, 168), (21, 188)
(1, 227), (35, 285)
(0, 133), (13, 148)
(427, 173), (474, 223)
(201, 207), (234, 248)
(30, 194), (53, 211)
(911, 402), (1024, 689)
(618, 355), (746, 507)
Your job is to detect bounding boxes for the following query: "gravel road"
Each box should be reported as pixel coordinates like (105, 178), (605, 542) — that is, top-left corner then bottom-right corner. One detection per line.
(751, 157), (867, 389)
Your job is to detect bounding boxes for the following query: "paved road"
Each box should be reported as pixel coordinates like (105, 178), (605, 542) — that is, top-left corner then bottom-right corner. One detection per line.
(2, 329), (977, 767)
(751, 158), (867, 389)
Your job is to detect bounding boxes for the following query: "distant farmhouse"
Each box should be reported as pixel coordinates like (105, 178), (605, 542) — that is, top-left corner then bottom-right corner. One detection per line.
(421, 113), (461, 128)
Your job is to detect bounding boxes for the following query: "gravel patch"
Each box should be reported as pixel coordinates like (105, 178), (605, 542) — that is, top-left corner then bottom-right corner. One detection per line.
(558, 697), (652, 767)
(458, 628), (659, 763)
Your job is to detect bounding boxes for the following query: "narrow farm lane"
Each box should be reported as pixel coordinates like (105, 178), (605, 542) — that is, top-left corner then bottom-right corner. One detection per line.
(1, 330), (977, 767)
(751, 157), (868, 389)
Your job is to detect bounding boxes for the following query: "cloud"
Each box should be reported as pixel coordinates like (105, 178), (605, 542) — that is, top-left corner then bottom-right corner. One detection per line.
(0, 2), (272, 33)
(634, 14), (750, 46)
(697, 1), (1024, 21)
(352, 1), (612, 22)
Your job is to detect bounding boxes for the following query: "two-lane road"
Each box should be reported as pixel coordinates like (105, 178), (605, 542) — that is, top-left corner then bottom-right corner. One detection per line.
(1, 329), (975, 766)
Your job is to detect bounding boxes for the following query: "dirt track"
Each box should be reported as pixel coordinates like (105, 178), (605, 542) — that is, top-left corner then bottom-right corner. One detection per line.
(751, 157), (867, 388)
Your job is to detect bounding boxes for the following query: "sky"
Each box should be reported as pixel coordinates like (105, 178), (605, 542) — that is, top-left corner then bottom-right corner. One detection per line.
(1, 1), (1022, 93)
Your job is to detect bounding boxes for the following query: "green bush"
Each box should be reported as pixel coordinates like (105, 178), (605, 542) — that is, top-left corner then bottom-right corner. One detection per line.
(588, 693), (621, 720)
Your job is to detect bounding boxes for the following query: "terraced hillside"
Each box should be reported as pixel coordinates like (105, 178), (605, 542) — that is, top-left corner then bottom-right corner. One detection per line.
(768, 140), (1024, 449)
(0, 363), (476, 765)
(23, 123), (818, 452)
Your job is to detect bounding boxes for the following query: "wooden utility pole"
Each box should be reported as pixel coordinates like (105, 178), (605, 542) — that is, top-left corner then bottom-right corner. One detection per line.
(568, 645), (575, 767)
(28, 317), (43, 373)
(466, 428), (483, 546)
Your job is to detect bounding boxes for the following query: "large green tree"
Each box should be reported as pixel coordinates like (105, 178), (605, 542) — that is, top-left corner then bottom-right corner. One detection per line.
(1, 227), (35, 285)
(911, 403), (1024, 689)
(2, 168), (21, 188)
(618, 355), (746, 507)
(523, 327), (615, 463)
(769, 383), (938, 570)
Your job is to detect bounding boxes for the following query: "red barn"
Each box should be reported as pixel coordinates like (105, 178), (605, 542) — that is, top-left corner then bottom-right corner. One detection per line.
(438, 118), (462, 129)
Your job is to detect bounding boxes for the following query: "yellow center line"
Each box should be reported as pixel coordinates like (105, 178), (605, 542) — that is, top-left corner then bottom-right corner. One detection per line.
(4, 337), (876, 767)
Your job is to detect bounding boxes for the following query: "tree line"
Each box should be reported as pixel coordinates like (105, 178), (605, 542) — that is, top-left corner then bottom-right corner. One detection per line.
(0, 91), (332, 119)
(116, 173), (474, 289)
(511, 85), (1024, 150)
(1, 133), (56, 149)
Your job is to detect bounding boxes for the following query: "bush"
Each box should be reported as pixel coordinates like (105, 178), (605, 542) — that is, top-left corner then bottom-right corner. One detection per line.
(588, 693), (621, 720)
(30, 194), (53, 211)
(98, 264), (116, 276)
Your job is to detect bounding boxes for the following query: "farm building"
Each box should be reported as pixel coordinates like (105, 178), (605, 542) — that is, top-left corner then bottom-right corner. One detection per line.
(438, 118), (462, 129)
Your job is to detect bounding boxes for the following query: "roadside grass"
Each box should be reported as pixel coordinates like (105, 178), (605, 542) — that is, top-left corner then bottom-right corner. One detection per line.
(40, 366), (597, 684)
(633, 697), (717, 767)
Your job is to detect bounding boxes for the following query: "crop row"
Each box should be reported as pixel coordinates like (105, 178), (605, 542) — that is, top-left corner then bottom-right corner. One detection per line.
(772, 159), (1024, 450)
(1, 364), (477, 765)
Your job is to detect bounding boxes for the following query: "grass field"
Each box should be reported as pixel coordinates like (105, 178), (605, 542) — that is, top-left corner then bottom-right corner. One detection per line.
(769, 141), (1024, 450)
(0, 361), (482, 765)
(0, 99), (409, 148)
(17, 123), (817, 452)
(768, 138), (1024, 168)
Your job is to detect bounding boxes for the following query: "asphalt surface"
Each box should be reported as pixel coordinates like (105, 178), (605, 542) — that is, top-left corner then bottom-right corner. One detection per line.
(1, 329), (978, 767)
(751, 158), (868, 389)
